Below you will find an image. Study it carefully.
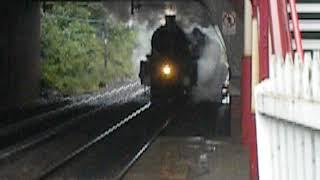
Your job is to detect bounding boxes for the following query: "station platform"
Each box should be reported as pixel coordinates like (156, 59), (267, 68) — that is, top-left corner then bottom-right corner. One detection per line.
(124, 136), (249, 180)
(125, 97), (249, 180)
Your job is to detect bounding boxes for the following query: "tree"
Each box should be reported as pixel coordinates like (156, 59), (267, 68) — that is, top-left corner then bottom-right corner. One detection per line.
(41, 3), (136, 94)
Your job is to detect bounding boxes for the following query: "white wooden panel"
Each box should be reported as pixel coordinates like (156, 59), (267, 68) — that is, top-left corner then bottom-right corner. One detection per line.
(255, 51), (320, 180)
(267, 117), (273, 179)
(271, 120), (280, 180)
(256, 113), (273, 180)
(279, 121), (288, 180)
(295, 126), (305, 180)
(315, 132), (320, 178)
(311, 51), (320, 101)
(304, 129), (314, 180)
(286, 124), (296, 180)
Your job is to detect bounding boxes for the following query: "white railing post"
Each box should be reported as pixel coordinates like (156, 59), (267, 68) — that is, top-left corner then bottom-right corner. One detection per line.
(295, 126), (305, 180)
(311, 50), (320, 101)
(287, 123), (297, 180)
(315, 133), (320, 178)
(269, 54), (277, 92)
(284, 53), (294, 96)
(302, 52), (312, 100)
(276, 55), (284, 94)
(255, 106), (272, 180)
(294, 52), (303, 98)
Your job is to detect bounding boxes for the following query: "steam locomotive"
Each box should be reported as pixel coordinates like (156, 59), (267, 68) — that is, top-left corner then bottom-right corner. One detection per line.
(139, 15), (206, 102)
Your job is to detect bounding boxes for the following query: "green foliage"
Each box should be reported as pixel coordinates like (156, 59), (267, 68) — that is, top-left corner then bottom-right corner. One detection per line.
(104, 19), (137, 81)
(41, 3), (136, 94)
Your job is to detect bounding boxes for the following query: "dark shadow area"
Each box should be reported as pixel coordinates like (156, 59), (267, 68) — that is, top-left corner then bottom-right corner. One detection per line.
(0, 100), (71, 128)
(161, 101), (230, 138)
(0, 100), (146, 150)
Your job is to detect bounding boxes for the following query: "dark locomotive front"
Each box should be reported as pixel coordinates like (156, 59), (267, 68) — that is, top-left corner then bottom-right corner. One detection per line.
(139, 15), (201, 102)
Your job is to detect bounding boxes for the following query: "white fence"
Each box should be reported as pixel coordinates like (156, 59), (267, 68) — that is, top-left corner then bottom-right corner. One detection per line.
(255, 52), (320, 180)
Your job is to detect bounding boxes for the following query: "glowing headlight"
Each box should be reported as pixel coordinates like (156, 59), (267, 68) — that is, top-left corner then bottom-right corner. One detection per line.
(162, 64), (171, 76)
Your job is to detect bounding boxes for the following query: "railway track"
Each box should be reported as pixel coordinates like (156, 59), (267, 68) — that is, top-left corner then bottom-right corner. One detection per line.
(0, 81), (144, 159)
(39, 102), (152, 179)
(42, 102), (174, 179)
(0, 97), (173, 179)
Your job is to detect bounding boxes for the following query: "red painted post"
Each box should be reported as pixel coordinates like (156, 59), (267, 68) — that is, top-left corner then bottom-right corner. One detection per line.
(242, 0), (253, 145)
(251, 0), (258, 17)
(269, 0), (292, 57)
(249, 16), (259, 180)
(258, 0), (269, 80)
(277, 0), (292, 57)
(289, 0), (304, 60)
(281, 0), (293, 54)
(241, 56), (251, 145)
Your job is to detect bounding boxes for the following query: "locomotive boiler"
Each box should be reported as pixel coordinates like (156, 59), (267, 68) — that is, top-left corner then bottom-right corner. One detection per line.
(139, 15), (205, 102)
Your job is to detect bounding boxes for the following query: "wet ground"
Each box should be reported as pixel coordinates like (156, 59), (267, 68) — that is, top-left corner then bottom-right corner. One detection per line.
(124, 102), (249, 180)
(124, 137), (248, 180)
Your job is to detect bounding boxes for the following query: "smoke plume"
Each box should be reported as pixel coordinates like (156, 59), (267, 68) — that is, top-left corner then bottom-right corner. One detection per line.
(191, 26), (228, 102)
(130, 20), (159, 75)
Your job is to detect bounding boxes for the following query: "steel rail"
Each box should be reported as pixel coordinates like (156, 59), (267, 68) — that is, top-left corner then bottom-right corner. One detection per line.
(38, 101), (151, 180)
(115, 117), (172, 180)
(0, 87), (146, 161)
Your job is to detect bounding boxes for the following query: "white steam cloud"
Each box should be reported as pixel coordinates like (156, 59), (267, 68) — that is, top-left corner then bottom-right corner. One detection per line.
(130, 20), (161, 77)
(187, 25), (229, 102)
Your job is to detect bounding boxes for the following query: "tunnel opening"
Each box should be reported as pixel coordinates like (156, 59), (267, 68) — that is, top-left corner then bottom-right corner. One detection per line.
(39, 1), (232, 104)
(0, 1), (249, 179)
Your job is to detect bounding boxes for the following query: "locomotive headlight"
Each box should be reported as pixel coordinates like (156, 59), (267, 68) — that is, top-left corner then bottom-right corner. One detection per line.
(162, 64), (172, 76)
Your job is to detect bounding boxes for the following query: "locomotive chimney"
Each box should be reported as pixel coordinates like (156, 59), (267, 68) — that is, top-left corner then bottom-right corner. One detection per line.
(165, 15), (176, 29)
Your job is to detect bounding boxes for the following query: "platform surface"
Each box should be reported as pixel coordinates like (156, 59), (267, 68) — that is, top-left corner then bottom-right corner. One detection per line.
(124, 136), (249, 180)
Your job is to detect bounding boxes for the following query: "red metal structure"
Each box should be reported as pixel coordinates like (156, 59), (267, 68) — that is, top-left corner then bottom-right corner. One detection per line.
(241, 0), (303, 179)
(289, 0), (304, 59)
(258, 0), (269, 81)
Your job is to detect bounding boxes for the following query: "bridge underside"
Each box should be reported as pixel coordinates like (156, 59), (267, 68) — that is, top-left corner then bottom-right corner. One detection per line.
(0, 2), (40, 109)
